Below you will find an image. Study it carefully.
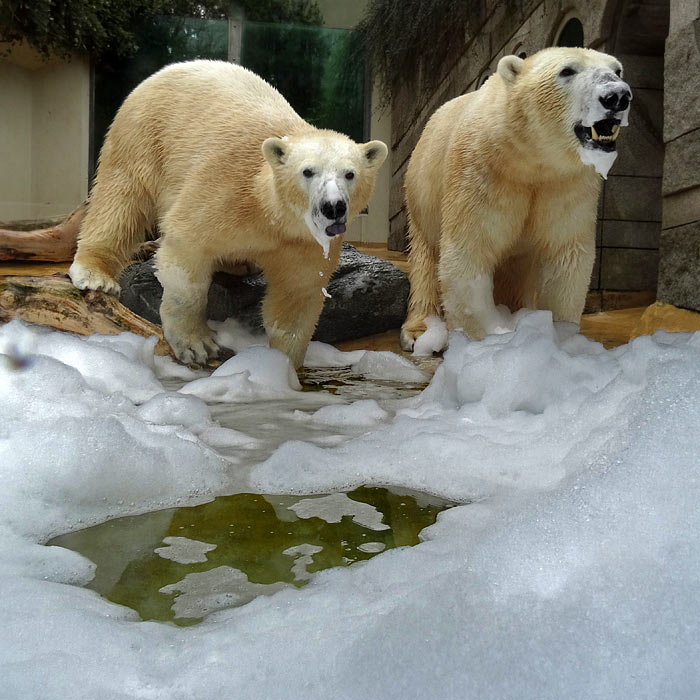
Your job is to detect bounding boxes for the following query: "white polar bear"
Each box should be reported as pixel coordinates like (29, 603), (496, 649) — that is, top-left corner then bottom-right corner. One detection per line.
(70, 60), (387, 367)
(400, 47), (631, 351)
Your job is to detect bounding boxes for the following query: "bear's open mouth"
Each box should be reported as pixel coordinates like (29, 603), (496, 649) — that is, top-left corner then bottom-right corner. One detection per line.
(574, 118), (621, 152)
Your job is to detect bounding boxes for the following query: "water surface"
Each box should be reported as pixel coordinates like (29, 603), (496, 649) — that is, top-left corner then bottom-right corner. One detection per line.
(52, 486), (451, 626)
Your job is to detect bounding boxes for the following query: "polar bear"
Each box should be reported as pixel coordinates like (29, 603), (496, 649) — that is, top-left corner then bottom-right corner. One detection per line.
(400, 47), (631, 351)
(69, 60), (387, 367)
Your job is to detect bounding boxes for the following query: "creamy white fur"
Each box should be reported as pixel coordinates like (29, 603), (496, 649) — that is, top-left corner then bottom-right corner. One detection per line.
(401, 47), (630, 350)
(69, 60), (387, 367)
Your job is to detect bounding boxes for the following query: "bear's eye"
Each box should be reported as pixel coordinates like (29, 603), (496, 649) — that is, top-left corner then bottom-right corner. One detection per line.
(302, 168), (314, 178)
(559, 67), (577, 78)
(345, 171), (355, 181)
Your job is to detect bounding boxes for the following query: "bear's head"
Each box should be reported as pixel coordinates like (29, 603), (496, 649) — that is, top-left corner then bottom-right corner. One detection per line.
(496, 47), (632, 178)
(262, 132), (388, 253)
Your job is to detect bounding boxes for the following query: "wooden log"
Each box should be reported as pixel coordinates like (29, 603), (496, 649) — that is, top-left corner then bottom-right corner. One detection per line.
(0, 274), (173, 356)
(0, 201), (87, 262)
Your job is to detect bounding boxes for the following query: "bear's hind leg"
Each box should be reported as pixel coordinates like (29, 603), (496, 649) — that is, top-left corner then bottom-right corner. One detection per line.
(440, 266), (513, 339)
(535, 242), (595, 323)
(400, 219), (442, 352)
(438, 192), (528, 339)
(438, 239), (519, 340)
(70, 178), (153, 295)
(156, 239), (219, 365)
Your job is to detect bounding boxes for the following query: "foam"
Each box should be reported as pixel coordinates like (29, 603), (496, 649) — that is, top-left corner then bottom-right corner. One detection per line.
(2, 313), (700, 698)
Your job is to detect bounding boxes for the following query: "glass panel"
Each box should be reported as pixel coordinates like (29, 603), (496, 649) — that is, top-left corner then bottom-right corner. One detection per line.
(92, 19), (366, 175)
(241, 22), (365, 142)
(93, 17), (228, 173)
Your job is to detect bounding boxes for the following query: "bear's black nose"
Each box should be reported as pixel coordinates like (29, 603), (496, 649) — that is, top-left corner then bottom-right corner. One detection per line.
(321, 199), (347, 221)
(599, 88), (631, 113)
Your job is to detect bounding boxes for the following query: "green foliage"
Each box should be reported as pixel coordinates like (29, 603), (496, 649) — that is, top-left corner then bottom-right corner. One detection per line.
(0, 0), (147, 58)
(0, 0), (321, 60)
(91, 16), (229, 161)
(355, 0), (482, 106)
(237, 0), (322, 25)
(241, 22), (364, 141)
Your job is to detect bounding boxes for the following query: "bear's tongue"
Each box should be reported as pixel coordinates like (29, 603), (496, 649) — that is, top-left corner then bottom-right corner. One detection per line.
(325, 223), (346, 237)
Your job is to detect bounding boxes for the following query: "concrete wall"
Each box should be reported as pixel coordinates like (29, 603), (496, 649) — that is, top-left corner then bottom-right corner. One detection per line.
(387, 0), (675, 304)
(0, 43), (90, 222)
(656, 0), (700, 311)
(0, 60), (33, 220)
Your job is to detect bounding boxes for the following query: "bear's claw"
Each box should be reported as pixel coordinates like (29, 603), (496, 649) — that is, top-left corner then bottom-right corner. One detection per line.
(399, 327), (420, 352)
(69, 261), (121, 296)
(167, 334), (220, 366)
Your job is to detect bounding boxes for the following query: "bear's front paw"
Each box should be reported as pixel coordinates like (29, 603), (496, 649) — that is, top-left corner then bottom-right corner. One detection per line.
(166, 332), (220, 366)
(399, 320), (429, 352)
(69, 261), (121, 296)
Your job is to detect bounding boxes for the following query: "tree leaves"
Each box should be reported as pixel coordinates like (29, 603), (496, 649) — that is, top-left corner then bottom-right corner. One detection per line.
(0, 0), (322, 60)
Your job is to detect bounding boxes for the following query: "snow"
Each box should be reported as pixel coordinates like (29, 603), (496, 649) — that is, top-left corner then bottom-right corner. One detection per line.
(2, 312), (700, 698)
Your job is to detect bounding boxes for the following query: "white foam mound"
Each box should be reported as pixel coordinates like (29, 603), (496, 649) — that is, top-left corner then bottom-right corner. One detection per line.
(309, 399), (389, 427)
(304, 340), (366, 367)
(412, 315), (449, 355)
(2, 312), (700, 698)
(180, 346), (301, 402)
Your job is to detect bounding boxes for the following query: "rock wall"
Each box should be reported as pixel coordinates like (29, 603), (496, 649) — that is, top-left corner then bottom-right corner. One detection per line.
(657, 0), (700, 311)
(388, 0), (679, 306)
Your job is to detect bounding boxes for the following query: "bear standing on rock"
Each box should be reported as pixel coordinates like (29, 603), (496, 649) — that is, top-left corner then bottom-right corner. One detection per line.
(70, 60), (387, 367)
(400, 47), (631, 352)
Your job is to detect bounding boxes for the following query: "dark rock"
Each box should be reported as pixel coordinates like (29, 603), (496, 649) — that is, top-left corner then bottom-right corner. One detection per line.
(118, 243), (409, 343)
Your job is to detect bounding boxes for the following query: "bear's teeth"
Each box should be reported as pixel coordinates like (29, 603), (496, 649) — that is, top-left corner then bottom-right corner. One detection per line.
(611, 125), (620, 141)
(591, 125), (599, 140)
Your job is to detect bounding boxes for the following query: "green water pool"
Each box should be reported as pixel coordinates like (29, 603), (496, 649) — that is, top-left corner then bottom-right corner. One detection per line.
(51, 486), (452, 626)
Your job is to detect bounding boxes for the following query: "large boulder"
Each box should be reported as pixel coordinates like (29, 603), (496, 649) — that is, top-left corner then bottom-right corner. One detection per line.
(118, 244), (409, 343)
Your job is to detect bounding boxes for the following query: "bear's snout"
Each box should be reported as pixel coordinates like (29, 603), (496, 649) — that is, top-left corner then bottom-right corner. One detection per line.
(320, 199), (347, 222)
(598, 85), (631, 114)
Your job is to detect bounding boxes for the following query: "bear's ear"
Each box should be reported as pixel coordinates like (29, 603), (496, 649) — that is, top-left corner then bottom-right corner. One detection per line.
(362, 140), (388, 169)
(497, 55), (524, 84)
(262, 137), (288, 167)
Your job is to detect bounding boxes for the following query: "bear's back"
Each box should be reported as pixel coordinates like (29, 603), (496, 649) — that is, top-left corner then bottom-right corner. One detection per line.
(100, 60), (311, 199)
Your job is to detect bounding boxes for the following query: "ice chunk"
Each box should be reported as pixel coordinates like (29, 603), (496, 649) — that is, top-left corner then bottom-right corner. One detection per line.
(352, 351), (428, 383)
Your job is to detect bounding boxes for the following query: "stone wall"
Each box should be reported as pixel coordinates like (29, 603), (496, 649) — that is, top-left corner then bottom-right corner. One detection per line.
(387, 0), (675, 305)
(657, 0), (700, 311)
